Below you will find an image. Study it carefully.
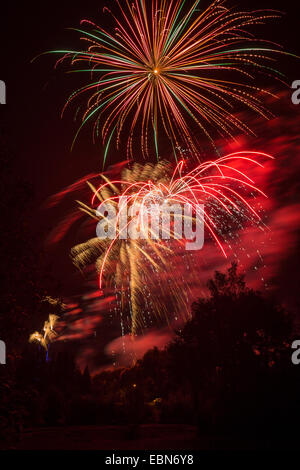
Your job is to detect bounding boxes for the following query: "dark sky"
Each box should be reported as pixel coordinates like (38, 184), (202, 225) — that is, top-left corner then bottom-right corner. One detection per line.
(0, 0), (300, 195)
(0, 0), (299, 296)
(0, 0), (298, 201)
(0, 0), (299, 371)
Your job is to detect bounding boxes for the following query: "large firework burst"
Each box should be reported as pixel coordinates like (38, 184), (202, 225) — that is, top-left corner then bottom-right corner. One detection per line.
(70, 151), (271, 334)
(48, 0), (288, 164)
(71, 160), (191, 334)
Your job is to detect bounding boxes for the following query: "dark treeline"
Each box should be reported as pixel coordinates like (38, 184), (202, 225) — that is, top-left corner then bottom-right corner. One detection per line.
(1, 263), (300, 448)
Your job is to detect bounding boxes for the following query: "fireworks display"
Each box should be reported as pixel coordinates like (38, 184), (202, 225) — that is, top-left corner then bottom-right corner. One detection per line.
(27, 0), (299, 371)
(2, 0), (300, 450)
(1, 0), (300, 450)
(49, 0), (289, 164)
(29, 297), (65, 351)
(69, 151), (271, 335)
(30, 314), (59, 350)
(71, 160), (190, 335)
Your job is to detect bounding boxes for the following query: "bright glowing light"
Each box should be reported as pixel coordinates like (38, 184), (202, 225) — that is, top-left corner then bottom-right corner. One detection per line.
(29, 314), (59, 350)
(70, 151), (273, 334)
(49, 0), (289, 164)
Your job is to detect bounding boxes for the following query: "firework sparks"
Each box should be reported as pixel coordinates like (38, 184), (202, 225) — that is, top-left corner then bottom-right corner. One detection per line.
(29, 314), (59, 350)
(71, 151), (272, 334)
(29, 297), (65, 352)
(47, 0), (290, 164)
(71, 160), (190, 334)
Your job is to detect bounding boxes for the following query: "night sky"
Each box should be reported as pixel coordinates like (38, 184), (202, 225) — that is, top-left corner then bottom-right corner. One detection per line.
(1, 0), (298, 200)
(1, 0), (300, 370)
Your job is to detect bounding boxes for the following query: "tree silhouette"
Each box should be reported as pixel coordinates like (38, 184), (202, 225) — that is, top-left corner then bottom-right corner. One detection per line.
(167, 263), (294, 433)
